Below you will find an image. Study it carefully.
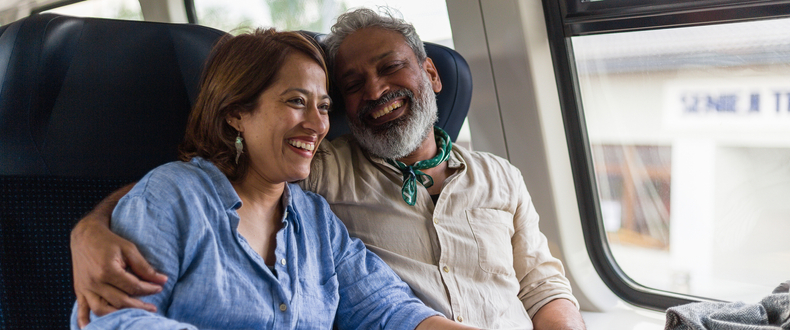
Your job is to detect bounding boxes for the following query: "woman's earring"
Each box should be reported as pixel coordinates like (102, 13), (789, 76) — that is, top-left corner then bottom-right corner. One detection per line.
(235, 131), (244, 164)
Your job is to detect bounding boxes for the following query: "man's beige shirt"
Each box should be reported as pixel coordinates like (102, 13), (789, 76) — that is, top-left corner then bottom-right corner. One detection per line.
(303, 136), (578, 329)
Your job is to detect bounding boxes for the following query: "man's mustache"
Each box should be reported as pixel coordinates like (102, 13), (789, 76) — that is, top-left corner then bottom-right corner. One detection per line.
(358, 89), (414, 121)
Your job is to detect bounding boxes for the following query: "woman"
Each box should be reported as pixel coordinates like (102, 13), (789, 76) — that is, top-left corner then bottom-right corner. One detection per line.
(69, 29), (472, 330)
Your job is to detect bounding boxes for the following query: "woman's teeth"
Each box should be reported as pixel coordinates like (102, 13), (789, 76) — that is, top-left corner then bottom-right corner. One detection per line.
(372, 100), (403, 119)
(287, 139), (315, 151)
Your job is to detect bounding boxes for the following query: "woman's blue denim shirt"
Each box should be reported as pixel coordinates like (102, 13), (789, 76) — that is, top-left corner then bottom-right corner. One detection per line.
(70, 157), (440, 330)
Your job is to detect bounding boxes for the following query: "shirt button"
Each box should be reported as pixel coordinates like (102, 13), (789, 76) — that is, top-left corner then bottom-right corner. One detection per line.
(279, 303), (287, 312)
(433, 218), (439, 224)
(456, 316), (463, 322)
(442, 266), (450, 273)
(280, 259), (286, 265)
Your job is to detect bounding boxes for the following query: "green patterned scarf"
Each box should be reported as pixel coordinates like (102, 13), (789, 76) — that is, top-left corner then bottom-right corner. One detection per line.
(386, 126), (452, 206)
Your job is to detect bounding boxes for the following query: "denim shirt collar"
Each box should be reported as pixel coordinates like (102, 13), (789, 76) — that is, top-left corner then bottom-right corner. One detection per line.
(282, 183), (302, 234)
(190, 157), (301, 233)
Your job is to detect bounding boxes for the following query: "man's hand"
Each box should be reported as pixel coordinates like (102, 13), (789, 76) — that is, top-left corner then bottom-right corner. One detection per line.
(70, 184), (168, 328)
(531, 298), (586, 330)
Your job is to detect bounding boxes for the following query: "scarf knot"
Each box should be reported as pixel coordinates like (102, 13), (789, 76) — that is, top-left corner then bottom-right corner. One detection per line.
(386, 127), (452, 206)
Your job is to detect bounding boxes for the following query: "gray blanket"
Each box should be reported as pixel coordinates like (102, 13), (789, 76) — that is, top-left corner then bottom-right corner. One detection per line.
(665, 281), (790, 330)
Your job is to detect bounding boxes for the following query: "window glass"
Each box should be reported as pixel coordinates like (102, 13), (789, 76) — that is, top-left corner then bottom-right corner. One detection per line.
(192, 0), (453, 45)
(42, 0), (142, 20)
(573, 17), (790, 302)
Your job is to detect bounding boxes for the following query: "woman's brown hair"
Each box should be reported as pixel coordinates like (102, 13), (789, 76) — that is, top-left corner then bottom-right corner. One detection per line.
(179, 28), (329, 181)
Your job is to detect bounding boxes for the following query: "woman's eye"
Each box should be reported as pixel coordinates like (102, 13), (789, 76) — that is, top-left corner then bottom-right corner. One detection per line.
(288, 98), (305, 106)
(319, 103), (332, 113)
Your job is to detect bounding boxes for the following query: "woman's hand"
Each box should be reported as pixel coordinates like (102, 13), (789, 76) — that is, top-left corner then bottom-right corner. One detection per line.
(70, 184), (168, 328)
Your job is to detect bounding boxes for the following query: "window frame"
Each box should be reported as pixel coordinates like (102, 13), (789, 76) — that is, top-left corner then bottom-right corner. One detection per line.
(31, 0), (85, 15)
(541, 0), (790, 310)
(184, 0), (197, 24)
(564, 0), (790, 35)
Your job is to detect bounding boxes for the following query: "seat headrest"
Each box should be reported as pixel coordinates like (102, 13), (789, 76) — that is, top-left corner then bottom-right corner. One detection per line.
(303, 32), (472, 142)
(0, 14), (226, 177)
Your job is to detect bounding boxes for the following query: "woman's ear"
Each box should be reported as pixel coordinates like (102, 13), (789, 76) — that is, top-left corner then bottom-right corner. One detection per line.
(225, 112), (243, 132)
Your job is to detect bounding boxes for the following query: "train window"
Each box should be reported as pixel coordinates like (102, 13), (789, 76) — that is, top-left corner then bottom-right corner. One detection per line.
(545, 0), (790, 309)
(39, 0), (142, 21)
(577, 18), (790, 304)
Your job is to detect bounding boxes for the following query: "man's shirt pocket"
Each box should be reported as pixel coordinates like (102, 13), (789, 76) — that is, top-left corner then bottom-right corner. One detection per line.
(465, 208), (516, 276)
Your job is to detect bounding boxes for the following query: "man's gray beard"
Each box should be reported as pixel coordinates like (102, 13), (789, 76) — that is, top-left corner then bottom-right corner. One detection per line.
(347, 73), (438, 160)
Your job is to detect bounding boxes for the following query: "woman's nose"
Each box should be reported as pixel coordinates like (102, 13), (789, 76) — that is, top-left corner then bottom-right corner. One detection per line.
(303, 105), (329, 135)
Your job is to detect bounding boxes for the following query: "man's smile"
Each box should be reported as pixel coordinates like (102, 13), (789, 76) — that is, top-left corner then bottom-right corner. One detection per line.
(367, 99), (408, 126)
(371, 99), (404, 119)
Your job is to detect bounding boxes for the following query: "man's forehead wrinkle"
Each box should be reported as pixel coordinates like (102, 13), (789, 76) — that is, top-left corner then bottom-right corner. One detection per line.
(371, 50), (396, 63)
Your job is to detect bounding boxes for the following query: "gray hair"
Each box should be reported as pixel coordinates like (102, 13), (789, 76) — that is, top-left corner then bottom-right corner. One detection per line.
(323, 7), (427, 67)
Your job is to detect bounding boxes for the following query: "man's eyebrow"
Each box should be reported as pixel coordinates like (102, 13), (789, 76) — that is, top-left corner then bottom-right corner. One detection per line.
(371, 51), (395, 63)
(338, 51), (396, 81)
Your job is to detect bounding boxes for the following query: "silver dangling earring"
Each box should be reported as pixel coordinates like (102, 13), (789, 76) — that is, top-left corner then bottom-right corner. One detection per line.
(235, 131), (244, 164)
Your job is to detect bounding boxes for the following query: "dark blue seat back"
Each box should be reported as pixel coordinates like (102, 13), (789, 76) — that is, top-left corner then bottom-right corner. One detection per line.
(0, 14), (226, 329)
(0, 14), (226, 178)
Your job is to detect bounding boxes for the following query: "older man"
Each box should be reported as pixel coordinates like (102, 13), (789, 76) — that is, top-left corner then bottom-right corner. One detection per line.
(71, 8), (585, 330)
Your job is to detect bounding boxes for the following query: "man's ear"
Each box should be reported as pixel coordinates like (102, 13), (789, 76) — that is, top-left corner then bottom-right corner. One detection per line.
(423, 57), (442, 94)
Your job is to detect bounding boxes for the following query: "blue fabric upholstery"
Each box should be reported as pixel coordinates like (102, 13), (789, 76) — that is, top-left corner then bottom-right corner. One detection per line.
(0, 177), (132, 329)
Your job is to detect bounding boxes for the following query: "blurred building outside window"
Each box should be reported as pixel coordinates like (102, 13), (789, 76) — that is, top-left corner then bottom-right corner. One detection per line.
(574, 17), (790, 302)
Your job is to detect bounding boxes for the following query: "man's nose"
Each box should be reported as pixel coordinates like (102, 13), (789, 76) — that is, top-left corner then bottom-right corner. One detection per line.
(362, 78), (388, 101)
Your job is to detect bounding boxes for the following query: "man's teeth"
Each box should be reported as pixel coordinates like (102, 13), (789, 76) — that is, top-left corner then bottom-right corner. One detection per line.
(287, 139), (315, 151)
(372, 100), (403, 119)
